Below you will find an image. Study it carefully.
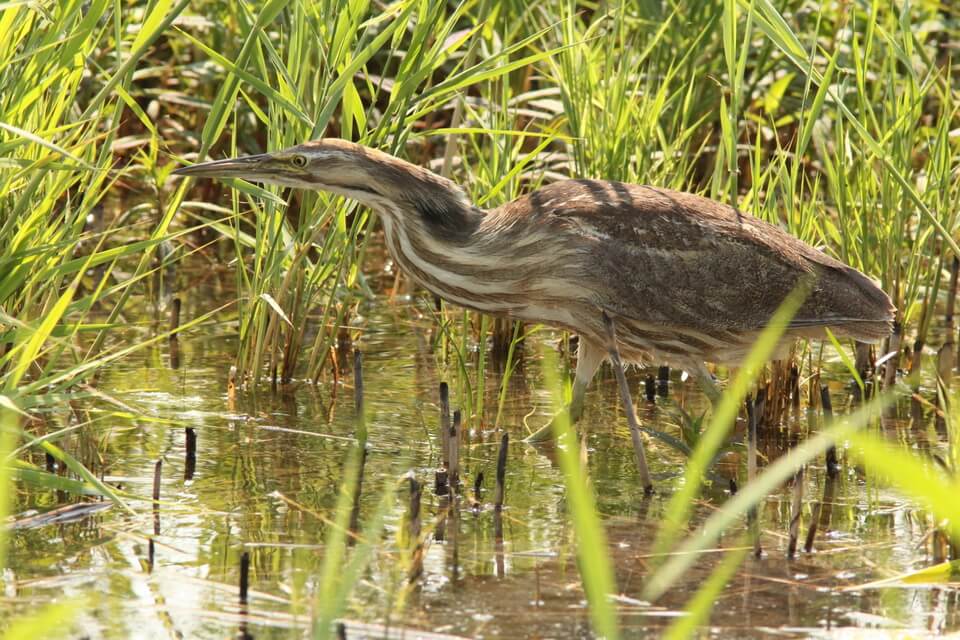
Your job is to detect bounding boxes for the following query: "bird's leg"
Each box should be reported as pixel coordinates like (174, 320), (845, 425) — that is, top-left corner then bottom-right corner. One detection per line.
(600, 312), (653, 493)
(523, 336), (605, 443)
(694, 362), (722, 407)
(570, 338), (605, 422)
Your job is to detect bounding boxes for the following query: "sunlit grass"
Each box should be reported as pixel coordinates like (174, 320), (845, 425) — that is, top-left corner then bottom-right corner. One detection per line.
(0, 598), (86, 640)
(312, 446), (395, 640)
(1, 0), (958, 636)
(541, 346), (620, 640)
(650, 283), (809, 560)
(642, 393), (895, 603)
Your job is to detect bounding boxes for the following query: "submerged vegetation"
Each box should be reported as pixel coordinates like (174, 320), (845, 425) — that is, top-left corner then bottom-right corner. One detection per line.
(2, 0), (959, 637)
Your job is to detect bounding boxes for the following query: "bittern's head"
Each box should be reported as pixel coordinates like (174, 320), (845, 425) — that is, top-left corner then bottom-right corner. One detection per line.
(173, 139), (476, 236)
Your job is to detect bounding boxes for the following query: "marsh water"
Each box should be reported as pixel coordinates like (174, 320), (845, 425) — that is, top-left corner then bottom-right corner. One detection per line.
(4, 259), (959, 639)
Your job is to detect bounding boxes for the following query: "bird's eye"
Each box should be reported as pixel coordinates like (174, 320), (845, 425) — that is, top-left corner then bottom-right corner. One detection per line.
(291, 155), (308, 168)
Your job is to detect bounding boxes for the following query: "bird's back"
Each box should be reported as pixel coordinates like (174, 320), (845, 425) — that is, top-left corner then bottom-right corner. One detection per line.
(487, 181), (894, 365)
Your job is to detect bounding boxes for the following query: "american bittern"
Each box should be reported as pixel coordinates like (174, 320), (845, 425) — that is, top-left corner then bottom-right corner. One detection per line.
(174, 140), (894, 416)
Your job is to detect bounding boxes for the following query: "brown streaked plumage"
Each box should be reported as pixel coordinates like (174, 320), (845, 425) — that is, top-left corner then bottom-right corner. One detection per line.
(173, 139), (895, 415)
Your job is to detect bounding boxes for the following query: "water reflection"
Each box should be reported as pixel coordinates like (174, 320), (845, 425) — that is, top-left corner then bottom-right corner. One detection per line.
(3, 280), (957, 638)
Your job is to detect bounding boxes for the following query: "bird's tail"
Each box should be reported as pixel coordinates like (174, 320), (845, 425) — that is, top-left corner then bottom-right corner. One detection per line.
(794, 265), (895, 343)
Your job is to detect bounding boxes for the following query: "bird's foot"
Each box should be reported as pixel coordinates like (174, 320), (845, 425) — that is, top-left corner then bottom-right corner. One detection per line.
(524, 402), (580, 443)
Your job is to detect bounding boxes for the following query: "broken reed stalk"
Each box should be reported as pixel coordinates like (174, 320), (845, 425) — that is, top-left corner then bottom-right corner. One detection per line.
(239, 550), (250, 604)
(853, 342), (872, 399)
(438, 382), (451, 492)
(152, 460), (162, 501)
(227, 364), (238, 405)
(238, 552), (255, 636)
(644, 375), (656, 402)
(472, 471), (483, 510)
(349, 350), (368, 541)
(440, 382), (451, 444)
(803, 503), (822, 554)
(348, 447), (368, 542)
(789, 364), (801, 410)
(354, 350), (363, 411)
(820, 386), (839, 479)
(169, 297), (182, 335)
(601, 312), (653, 493)
(448, 410), (462, 492)
(883, 321), (902, 390)
(494, 505), (505, 578)
(804, 390), (837, 553)
(657, 366), (669, 397)
(152, 459), (162, 536)
(494, 433), (508, 510)
(746, 392), (762, 558)
(804, 472), (836, 553)
(169, 326), (181, 370)
(787, 466), (804, 559)
(434, 492), (449, 543)
(408, 477), (423, 583)
(449, 491), (461, 581)
(493, 434), (506, 577)
(434, 469), (449, 495)
(184, 427), (197, 481)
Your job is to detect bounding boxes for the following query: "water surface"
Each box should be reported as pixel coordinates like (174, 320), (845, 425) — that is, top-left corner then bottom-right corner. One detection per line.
(4, 266), (958, 639)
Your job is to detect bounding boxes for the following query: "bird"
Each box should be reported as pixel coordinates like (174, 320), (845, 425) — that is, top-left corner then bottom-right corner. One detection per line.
(173, 139), (895, 418)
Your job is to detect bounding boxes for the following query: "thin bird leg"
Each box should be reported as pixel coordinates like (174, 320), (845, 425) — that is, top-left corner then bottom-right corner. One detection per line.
(695, 361), (722, 407)
(570, 338), (605, 422)
(601, 312), (653, 493)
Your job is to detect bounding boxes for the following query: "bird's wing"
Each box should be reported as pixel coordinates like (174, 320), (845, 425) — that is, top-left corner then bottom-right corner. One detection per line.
(506, 180), (891, 340)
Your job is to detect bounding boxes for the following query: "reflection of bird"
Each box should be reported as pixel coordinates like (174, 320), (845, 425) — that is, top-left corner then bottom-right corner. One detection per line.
(174, 139), (894, 416)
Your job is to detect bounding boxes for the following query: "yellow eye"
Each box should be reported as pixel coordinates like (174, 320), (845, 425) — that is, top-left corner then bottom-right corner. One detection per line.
(291, 155), (307, 168)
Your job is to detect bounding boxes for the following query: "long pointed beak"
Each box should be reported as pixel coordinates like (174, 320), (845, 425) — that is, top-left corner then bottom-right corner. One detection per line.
(172, 153), (273, 178)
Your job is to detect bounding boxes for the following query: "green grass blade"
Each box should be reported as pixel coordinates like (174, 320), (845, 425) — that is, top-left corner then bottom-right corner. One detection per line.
(846, 430), (960, 542)
(0, 598), (85, 640)
(643, 392), (895, 601)
(663, 544), (749, 640)
(541, 347), (620, 640)
(650, 283), (810, 558)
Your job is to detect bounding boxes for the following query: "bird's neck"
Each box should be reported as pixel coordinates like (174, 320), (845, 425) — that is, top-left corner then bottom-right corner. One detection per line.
(372, 192), (485, 269)
(407, 194), (484, 243)
(373, 192), (508, 313)
(392, 168), (484, 244)
(370, 189), (583, 330)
